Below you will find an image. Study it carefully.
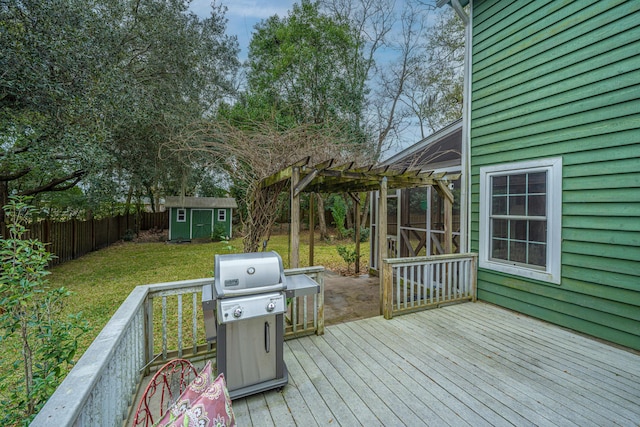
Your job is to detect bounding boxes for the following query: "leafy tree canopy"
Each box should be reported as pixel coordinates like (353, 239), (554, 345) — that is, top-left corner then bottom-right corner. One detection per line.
(234, 0), (369, 144)
(0, 0), (239, 219)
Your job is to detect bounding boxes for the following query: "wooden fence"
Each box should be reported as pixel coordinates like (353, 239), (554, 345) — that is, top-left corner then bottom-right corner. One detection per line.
(1, 212), (168, 267)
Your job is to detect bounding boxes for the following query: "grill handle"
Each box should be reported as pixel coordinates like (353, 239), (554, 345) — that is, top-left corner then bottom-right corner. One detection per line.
(264, 322), (270, 353)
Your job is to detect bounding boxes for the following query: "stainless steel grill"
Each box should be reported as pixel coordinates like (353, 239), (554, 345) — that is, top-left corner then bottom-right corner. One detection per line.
(202, 251), (288, 399)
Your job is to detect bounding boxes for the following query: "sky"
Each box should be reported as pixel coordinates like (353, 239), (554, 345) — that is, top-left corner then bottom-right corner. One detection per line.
(189, 0), (297, 60)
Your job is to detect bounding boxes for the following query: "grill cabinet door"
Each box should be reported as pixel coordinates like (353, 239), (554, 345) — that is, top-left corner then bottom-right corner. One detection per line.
(224, 315), (277, 391)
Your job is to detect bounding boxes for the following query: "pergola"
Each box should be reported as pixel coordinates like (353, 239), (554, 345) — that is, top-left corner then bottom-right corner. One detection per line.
(259, 157), (460, 276)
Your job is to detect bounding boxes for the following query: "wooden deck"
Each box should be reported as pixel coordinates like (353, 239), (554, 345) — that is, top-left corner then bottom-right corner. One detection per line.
(231, 302), (640, 426)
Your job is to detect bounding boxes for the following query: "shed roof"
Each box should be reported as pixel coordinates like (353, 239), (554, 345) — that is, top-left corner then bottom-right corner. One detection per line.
(164, 197), (237, 209)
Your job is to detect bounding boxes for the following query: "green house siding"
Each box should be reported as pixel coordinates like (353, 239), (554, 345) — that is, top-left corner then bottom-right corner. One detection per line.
(470, 0), (640, 349)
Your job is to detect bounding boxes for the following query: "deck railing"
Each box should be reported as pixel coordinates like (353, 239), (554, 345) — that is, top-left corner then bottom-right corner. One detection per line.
(31, 268), (324, 427)
(382, 253), (477, 319)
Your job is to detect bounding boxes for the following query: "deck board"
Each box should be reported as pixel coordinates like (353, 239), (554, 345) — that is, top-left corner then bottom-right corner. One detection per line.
(230, 302), (640, 426)
(444, 304), (640, 424)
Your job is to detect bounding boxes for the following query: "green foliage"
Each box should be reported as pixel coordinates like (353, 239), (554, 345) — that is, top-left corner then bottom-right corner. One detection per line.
(346, 226), (370, 243)
(0, 0), (239, 219)
(123, 229), (135, 242)
(241, 0), (368, 137)
(329, 195), (349, 239)
(336, 245), (358, 274)
(211, 223), (228, 242)
(0, 197), (89, 425)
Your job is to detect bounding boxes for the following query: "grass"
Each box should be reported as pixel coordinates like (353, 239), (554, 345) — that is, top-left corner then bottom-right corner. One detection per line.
(49, 231), (370, 355)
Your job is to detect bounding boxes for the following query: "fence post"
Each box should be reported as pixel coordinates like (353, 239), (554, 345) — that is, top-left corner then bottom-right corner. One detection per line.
(382, 260), (393, 320)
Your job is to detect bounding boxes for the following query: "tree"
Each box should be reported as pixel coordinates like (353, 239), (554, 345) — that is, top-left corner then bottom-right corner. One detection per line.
(245, 0), (368, 133)
(405, 7), (465, 135)
(0, 0), (239, 220)
(218, 0), (372, 242)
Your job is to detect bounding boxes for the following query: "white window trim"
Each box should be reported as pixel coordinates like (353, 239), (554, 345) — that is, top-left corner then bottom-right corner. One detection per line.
(479, 157), (562, 284)
(176, 208), (186, 223)
(217, 209), (226, 222)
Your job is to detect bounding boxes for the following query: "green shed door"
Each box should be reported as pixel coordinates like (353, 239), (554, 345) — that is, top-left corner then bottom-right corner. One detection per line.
(191, 209), (213, 239)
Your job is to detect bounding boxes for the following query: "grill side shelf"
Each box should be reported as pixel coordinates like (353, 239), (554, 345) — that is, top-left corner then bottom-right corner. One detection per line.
(285, 274), (320, 298)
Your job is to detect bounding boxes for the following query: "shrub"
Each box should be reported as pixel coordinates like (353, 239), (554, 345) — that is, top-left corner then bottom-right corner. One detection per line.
(346, 226), (370, 243)
(329, 196), (348, 239)
(336, 245), (358, 274)
(210, 223), (228, 242)
(123, 229), (135, 241)
(0, 197), (89, 425)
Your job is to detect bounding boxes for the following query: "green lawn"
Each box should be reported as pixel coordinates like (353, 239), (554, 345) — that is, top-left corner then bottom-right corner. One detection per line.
(50, 232), (369, 354)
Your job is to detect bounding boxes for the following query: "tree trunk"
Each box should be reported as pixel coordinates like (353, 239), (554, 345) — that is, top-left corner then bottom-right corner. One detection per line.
(317, 194), (327, 240)
(0, 180), (8, 226)
(124, 185), (134, 214)
(360, 192), (370, 227)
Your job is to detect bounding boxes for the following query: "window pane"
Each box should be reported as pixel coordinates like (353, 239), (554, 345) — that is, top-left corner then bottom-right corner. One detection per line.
(493, 219), (508, 238)
(509, 241), (527, 263)
(509, 174), (526, 195)
(509, 195), (526, 215)
(492, 195), (507, 215)
(492, 175), (507, 195)
(528, 243), (546, 266)
(529, 221), (547, 243)
(528, 172), (546, 194)
(510, 220), (527, 241)
(528, 195), (546, 216)
(492, 238), (507, 260)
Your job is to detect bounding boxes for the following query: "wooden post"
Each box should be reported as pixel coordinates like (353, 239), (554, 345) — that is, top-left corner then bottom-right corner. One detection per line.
(436, 181), (454, 254)
(355, 194), (361, 275)
(383, 261), (393, 319)
(317, 270), (325, 335)
(291, 167), (300, 268)
(471, 254), (478, 302)
(309, 193), (315, 267)
(378, 178), (388, 315)
(444, 196), (452, 254)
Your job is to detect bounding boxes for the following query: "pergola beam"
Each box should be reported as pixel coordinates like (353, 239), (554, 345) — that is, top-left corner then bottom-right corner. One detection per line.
(261, 157), (310, 188)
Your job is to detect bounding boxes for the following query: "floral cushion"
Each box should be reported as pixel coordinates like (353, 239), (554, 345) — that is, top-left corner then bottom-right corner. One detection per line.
(155, 361), (235, 427)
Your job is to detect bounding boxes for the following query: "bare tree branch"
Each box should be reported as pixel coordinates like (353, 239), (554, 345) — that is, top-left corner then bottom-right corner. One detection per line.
(168, 120), (370, 252)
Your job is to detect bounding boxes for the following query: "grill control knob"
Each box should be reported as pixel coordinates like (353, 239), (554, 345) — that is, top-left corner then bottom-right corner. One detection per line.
(233, 307), (243, 318)
(266, 302), (276, 312)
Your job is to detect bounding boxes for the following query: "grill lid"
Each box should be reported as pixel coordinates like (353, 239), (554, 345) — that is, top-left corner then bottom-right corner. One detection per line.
(214, 251), (286, 298)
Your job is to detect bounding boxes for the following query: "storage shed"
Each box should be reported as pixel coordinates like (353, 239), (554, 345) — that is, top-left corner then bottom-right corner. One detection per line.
(165, 197), (237, 241)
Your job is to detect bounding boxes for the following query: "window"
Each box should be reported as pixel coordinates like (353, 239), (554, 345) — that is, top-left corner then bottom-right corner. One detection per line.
(217, 209), (226, 222)
(176, 208), (186, 222)
(479, 158), (562, 284)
